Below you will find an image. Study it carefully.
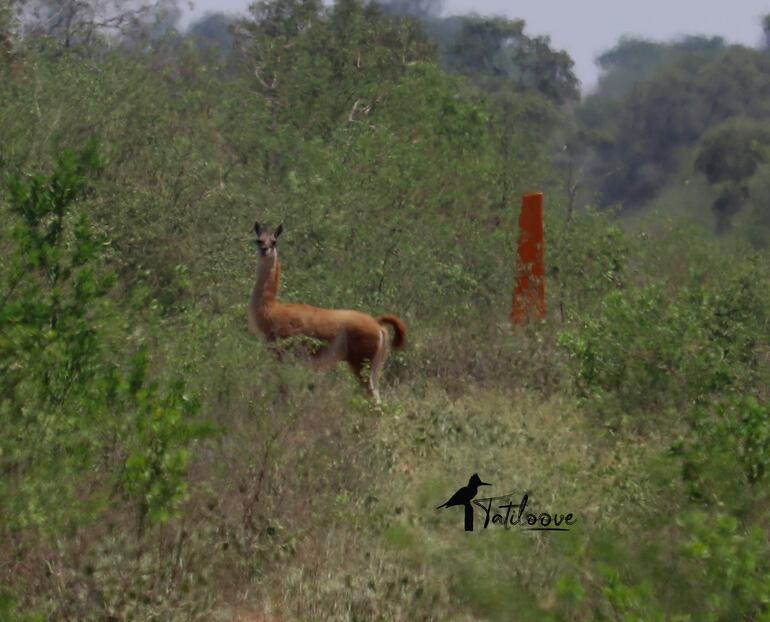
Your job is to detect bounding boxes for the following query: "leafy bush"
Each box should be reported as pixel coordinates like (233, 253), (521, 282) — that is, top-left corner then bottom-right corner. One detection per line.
(552, 510), (770, 622)
(0, 144), (212, 613)
(548, 207), (629, 319)
(672, 397), (770, 512)
(559, 264), (769, 423)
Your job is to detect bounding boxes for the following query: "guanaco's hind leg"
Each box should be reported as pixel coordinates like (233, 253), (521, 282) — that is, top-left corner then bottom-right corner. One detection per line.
(368, 327), (389, 405)
(348, 358), (378, 403)
(347, 328), (388, 405)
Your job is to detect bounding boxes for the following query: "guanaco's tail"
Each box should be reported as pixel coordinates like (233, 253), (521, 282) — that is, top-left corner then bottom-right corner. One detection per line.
(377, 315), (406, 349)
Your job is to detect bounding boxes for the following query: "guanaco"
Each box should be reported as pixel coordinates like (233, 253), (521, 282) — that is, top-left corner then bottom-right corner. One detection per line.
(248, 222), (406, 404)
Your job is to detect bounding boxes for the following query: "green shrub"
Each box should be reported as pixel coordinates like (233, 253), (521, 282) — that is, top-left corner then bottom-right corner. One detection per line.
(559, 285), (694, 420)
(559, 267), (769, 423)
(551, 507), (770, 622)
(0, 144), (212, 540)
(672, 397), (770, 510)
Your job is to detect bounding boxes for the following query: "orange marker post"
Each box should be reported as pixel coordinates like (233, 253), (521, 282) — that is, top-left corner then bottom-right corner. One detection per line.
(511, 192), (546, 326)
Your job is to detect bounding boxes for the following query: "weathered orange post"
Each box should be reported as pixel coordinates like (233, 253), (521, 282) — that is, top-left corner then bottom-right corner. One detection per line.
(511, 192), (546, 326)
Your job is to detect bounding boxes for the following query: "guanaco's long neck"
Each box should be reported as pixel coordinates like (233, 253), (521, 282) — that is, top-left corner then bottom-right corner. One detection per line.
(249, 252), (281, 333)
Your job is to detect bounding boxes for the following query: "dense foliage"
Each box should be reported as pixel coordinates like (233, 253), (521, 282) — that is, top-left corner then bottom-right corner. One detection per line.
(575, 33), (770, 239)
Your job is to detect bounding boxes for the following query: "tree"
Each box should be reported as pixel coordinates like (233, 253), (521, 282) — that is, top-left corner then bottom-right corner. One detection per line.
(444, 15), (578, 104)
(0, 143), (211, 540)
(578, 44), (770, 210)
(236, 0), (434, 142)
(590, 35), (725, 102)
(0, 1), (14, 60)
(187, 11), (234, 57)
(695, 118), (770, 233)
(377, 0), (443, 19)
(16, 0), (178, 48)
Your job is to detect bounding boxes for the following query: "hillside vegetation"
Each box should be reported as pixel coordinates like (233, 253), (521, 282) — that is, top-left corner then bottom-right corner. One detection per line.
(1, 1), (770, 620)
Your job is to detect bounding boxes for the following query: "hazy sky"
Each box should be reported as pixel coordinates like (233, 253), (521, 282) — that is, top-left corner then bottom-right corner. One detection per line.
(183, 0), (769, 90)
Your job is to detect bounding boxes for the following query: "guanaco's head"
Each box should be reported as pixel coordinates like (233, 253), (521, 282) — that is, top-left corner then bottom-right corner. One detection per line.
(253, 222), (283, 258)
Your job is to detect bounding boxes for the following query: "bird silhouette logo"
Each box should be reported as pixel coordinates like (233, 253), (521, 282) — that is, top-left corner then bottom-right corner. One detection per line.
(437, 473), (491, 531)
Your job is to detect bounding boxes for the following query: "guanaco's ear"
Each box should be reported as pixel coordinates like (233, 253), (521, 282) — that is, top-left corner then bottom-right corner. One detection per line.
(274, 223), (284, 239)
(254, 221), (261, 235)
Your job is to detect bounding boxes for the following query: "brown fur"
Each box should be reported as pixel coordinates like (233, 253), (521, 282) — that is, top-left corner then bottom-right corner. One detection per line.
(248, 225), (405, 403)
